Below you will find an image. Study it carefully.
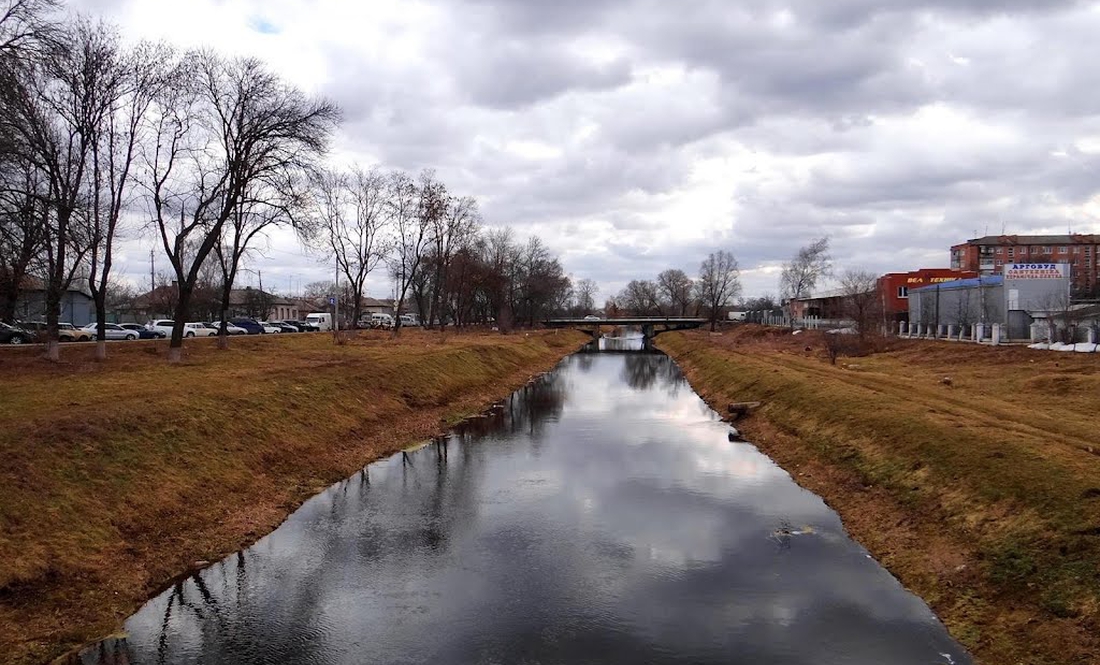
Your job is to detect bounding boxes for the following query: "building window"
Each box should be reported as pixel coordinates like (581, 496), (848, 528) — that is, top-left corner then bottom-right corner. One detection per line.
(1007, 247), (1015, 258)
(1060, 246), (1068, 254)
(897, 286), (908, 298)
(1043, 246), (1052, 254)
(996, 247), (1004, 254)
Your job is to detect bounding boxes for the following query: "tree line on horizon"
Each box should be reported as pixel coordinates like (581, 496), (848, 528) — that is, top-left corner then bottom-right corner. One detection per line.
(603, 251), (742, 331)
(0, 0), (577, 362)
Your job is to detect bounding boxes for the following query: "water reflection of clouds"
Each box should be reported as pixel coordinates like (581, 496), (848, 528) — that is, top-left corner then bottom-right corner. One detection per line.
(107, 348), (970, 665)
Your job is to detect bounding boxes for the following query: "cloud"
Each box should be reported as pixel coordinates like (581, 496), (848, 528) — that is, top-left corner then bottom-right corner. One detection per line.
(67, 0), (1100, 301)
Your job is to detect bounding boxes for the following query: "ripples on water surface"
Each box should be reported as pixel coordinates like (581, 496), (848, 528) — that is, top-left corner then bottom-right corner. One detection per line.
(84, 336), (970, 665)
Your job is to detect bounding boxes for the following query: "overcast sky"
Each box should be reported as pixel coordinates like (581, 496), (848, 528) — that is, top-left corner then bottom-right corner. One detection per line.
(71, 0), (1100, 301)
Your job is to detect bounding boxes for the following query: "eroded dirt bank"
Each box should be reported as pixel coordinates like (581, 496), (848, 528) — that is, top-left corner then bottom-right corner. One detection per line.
(0, 329), (585, 664)
(659, 327), (1100, 665)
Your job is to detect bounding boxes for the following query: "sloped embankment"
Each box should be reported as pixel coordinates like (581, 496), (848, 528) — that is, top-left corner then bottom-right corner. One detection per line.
(659, 329), (1100, 665)
(0, 329), (585, 664)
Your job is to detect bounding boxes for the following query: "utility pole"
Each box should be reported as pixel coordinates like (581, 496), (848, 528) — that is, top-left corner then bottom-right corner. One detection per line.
(149, 249), (155, 295)
(258, 270), (265, 320)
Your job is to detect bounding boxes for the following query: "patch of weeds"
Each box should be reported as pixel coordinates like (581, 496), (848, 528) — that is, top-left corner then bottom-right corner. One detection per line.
(1040, 581), (1080, 618)
(986, 541), (1037, 586)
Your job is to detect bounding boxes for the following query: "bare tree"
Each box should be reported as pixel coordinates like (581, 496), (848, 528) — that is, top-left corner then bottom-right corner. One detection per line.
(0, 20), (116, 360)
(574, 277), (598, 314)
(143, 52), (338, 361)
(953, 288), (974, 336)
(1037, 289), (1079, 344)
(656, 268), (693, 316)
(389, 169), (442, 335)
(212, 196), (288, 347)
(780, 236), (831, 323)
(0, 162), (45, 320)
(86, 37), (169, 360)
(426, 193), (479, 329)
(313, 165), (388, 328)
(0, 0), (59, 60)
(838, 268), (880, 340)
(618, 279), (661, 316)
(697, 250), (742, 331)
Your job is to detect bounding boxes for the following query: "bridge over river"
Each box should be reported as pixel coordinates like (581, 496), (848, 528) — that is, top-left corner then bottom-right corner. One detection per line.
(543, 317), (708, 338)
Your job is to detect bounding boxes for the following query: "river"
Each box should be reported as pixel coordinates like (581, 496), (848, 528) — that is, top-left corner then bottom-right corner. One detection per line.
(82, 336), (971, 665)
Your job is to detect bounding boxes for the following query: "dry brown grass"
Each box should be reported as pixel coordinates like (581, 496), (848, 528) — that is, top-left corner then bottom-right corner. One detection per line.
(0, 329), (585, 664)
(660, 327), (1100, 665)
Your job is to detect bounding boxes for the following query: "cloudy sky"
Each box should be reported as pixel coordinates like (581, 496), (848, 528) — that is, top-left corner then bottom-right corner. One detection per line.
(71, 0), (1100, 300)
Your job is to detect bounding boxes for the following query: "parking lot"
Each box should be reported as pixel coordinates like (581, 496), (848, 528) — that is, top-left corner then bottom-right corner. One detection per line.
(0, 316), (420, 346)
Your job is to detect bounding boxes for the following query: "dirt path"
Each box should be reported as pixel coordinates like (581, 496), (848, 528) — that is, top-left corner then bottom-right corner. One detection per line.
(659, 328), (1100, 665)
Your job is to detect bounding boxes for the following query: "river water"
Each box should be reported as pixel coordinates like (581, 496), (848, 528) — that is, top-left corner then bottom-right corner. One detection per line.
(83, 337), (970, 665)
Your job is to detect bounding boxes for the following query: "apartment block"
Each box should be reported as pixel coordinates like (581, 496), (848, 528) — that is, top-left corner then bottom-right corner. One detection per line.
(950, 234), (1100, 295)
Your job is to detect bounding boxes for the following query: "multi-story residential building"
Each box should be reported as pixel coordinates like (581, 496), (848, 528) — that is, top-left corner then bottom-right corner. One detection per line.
(950, 234), (1100, 296)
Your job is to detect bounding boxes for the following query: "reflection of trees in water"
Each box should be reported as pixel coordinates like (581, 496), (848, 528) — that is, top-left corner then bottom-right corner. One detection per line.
(95, 432), (497, 664)
(619, 354), (683, 396)
(574, 351), (595, 373)
(452, 370), (567, 444)
(74, 636), (129, 664)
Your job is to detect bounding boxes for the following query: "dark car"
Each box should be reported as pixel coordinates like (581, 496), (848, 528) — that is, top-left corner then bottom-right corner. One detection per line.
(120, 323), (162, 339)
(271, 320), (300, 333)
(1, 322), (35, 344)
(230, 318), (264, 335)
(293, 320), (319, 332)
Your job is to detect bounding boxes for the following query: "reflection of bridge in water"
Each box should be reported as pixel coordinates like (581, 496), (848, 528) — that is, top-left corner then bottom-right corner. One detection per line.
(543, 318), (708, 339)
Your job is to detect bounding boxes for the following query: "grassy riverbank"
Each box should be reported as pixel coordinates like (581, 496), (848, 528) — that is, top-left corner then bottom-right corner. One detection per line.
(0, 329), (585, 664)
(659, 327), (1100, 665)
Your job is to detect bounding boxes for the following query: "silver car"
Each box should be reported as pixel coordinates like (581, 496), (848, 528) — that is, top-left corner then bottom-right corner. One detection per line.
(82, 322), (139, 340)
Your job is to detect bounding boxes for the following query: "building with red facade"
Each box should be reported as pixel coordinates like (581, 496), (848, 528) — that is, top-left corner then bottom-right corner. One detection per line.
(950, 234), (1100, 296)
(877, 269), (977, 322)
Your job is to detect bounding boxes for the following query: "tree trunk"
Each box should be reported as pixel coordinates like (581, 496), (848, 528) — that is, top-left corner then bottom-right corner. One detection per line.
(217, 286), (232, 350)
(168, 291), (193, 363)
(45, 289), (61, 362)
(93, 292), (108, 361)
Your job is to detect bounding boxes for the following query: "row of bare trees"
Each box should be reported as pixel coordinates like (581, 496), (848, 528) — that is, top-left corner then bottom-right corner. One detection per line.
(0, 2), (340, 361)
(606, 251), (741, 330)
(0, 1), (583, 360)
(778, 236), (882, 339)
(305, 221), (574, 332)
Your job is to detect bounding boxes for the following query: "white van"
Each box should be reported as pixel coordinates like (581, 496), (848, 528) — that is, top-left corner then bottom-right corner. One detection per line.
(305, 312), (333, 331)
(370, 312), (394, 329)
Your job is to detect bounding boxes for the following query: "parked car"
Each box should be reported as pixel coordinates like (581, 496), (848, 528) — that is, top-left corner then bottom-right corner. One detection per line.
(184, 322), (216, 338)
(230, 318), (264, 335)
(145, 320), (176, 338)
(0, 322), (34, 344)
(399, 314), (419, 327)
(370, 312), (395, 329)
(121, 323), (162, 339)
(292, 320), (319, 332)
(270, 320), (301, 333)
(583, 314), (601, 321)
(82, 322), (139, 340)
(59, 322), (93, 342)
(258, 321), (281, 334)
(15, 321), (48, 340)
(304, 312), (332, 331)
(204, 322), (247, 335)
